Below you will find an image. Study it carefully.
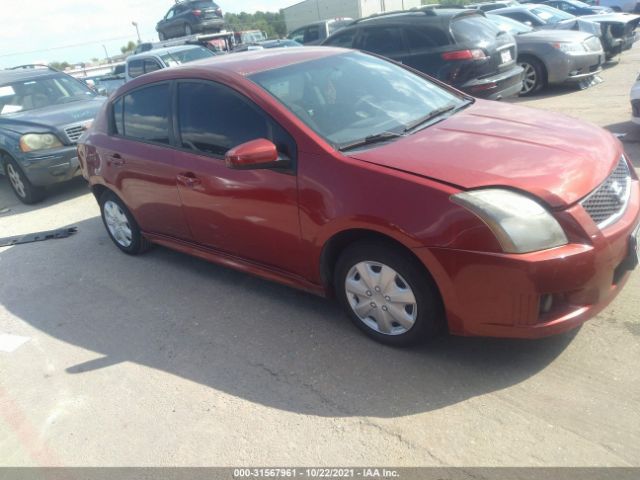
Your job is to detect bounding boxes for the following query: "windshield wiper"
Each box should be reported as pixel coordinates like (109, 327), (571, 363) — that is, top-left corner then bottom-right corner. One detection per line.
(403, 104), (459, 134)
(338, 131), (404, 152)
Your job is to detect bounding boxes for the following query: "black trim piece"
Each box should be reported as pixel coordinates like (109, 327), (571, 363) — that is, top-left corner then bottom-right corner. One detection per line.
(0, 227), (78, 247)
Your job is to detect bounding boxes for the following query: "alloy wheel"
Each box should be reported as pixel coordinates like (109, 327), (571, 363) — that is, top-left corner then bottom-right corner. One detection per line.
(103, 200), (133, 248)
(344, 261), (418, 335)
(520, 62), (537, 95)
(6, 163), (26, 198)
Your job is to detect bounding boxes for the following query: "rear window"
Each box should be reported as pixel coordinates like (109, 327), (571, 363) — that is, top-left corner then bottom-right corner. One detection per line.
(189, 1), (218, 8)
(451, 15), (501, 43)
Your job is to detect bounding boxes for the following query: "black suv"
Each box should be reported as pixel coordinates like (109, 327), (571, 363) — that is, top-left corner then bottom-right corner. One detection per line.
(156, 0), (224, 40)
(322, 9), (524, 100)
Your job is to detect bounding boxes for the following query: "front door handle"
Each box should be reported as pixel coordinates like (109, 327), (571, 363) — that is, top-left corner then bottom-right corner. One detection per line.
(176, 172), (201, 187)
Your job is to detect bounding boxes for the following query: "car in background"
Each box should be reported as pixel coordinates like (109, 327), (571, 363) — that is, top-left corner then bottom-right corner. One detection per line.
(487, 13), (603, 94)
(125, 45), (216, 82)
(80, 64), (126, 96)
(233, 39), (303, 52)
(630, 72), (640, 123)
(322, 9), (524, 100)
(467, 0), (522, 12)
(287, 18), (354, 45)
(156, 0), (224, 40)
(235, 30), (268, 44)
(584, 0), (639, 12)
(492, 4), (638, 58)
(0, 66), (104, 203)
(536, 0), (612, 14)
(78, 48), (640, 346)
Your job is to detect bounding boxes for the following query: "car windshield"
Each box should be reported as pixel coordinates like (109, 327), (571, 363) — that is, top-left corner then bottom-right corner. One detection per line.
(531, 5), (575, 23)
(487, 13), (534, 33)
(565, 0), (591, 6)
(159, 47), (215, 66)
(249, 52), (468, 149)
(0, 74), (96, 116)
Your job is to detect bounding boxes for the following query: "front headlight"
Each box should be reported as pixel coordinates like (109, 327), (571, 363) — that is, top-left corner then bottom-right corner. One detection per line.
(19, 133), (63, 152)
(451, 189), (568, 254)
(552, 42), (587, 53)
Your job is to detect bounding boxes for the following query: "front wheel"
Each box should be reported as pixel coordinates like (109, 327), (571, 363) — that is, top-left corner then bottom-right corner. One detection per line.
(334, 241), (444, 346)
(519, 57), (545, 96)
(99, 191), (151, 255)
(3, 156), (45, 204)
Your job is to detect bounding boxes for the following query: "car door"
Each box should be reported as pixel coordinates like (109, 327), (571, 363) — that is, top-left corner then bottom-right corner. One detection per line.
(172, 80), (306, 276)
(107, 83), (193, 240)
(161, 7), (176, 37)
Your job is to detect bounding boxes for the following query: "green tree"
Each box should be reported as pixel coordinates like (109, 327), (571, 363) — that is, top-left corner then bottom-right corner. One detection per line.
(223, 11), (287, 38)
(49, 61), (70, 70)
(120, 41), (137, 54)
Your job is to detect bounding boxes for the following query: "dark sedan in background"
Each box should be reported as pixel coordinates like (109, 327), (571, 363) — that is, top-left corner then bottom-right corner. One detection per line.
(156, 0), (224, 40)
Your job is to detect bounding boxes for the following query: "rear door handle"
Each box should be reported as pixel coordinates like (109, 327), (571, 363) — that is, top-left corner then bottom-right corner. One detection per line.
(176, 172), (201, 187)
(109, 153), (125, 167)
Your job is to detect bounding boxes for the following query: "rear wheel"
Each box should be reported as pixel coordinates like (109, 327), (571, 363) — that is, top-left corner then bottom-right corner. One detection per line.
(3, 156), (45, 204)
(99, 191), (151, 255)
(334, 241), (444, 346)
(519, 56), (545, 96)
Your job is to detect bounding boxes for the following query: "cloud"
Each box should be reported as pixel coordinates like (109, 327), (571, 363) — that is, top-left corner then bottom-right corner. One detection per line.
(0, 0), (294, 67)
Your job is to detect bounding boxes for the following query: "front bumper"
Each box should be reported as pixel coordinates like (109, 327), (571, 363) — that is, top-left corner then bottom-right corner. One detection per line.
(460, 65), (524, 100)
(547, 50), (604, 85)
(414, 178), (640, 339)
(17, 146), (82, 186)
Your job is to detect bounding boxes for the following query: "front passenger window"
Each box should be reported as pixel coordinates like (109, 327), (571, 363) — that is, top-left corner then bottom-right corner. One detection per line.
(177, 82), (296, 160)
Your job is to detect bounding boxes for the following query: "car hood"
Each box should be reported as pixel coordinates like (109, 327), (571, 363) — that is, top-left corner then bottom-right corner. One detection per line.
(519, 28), (594, 42)
(0, 97), (105, 136)
(581, 12), (640, 25)
(551, 18), (603, 36)
(346, 100), (620, 209)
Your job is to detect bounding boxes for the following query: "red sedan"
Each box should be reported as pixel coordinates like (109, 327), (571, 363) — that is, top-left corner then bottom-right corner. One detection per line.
(78, 48), (640, 346)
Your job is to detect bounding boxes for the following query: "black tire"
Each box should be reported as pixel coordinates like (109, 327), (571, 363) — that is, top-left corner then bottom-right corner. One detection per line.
(2, 155), (45, 204)
(185, 24), (192, 36)
(334, 241), (444, 347)
(158, 31), (166, 41)
(518, 56), (546, 96)
(99, 190), (151, 255)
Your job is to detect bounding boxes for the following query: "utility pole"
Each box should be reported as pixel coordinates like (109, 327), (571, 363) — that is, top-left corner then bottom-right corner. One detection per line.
(102, 45), (111, 64)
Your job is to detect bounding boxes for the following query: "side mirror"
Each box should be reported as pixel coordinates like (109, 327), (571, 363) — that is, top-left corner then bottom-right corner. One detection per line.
(225, 138), (289, 170)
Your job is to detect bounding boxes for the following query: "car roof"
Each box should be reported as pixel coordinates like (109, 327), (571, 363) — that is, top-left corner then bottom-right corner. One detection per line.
(492, 4), (540, 13)
(0, 68), (62, 85)
(352, 8), (483, 25)
(129, 47), (345, 81)
(127, 44), (206, 61)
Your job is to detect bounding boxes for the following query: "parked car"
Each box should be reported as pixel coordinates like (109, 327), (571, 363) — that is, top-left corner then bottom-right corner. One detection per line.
(156, 0), (224, 40)
(233, 39), (303, 52)
(492, 4), (638, 57)
(630, 72), (640, 123)
(81, 64), (127, 96)
(467, 1), (522, 12)
(125, 45), (216, 82)
(78, 48), (640, 345)
(583, 0), (639, 12)
(0, 66), (104, 203)
(487, 13), (604, 94)
(287, 18), (354, 45)
(536, 0), (613, 14)
(321, 9), (524, 100)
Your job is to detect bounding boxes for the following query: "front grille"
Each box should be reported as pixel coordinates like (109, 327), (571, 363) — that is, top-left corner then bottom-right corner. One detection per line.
(64, 124), (85, 144)
(580, 156), (632, 229)
(584, 36), (603, 52)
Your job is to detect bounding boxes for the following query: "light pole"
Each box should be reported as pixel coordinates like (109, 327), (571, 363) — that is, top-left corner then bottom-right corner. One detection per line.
(132, 21), (141, 43)
(102, 45), (111, 64)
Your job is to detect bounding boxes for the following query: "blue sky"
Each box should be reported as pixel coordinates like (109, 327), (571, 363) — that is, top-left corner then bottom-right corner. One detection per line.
(0, 0), (295, 68)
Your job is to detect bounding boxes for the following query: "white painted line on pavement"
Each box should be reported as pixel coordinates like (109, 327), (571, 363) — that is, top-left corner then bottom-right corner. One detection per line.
(0, 333), (30, 353)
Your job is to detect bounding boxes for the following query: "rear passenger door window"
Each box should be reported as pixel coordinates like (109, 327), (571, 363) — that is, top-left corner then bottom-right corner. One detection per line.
(176, 81), (295, 160)
(144, 59), (162, 74)
(406, 27), (449, 51)
(323, 29), (357, 48)
(128, 59), (144, 79)
(359, 26), (406, 56)
(122, 83), (171, 144)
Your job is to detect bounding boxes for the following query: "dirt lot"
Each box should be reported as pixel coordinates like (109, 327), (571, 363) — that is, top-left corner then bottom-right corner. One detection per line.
(1, 47), (639, 467)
